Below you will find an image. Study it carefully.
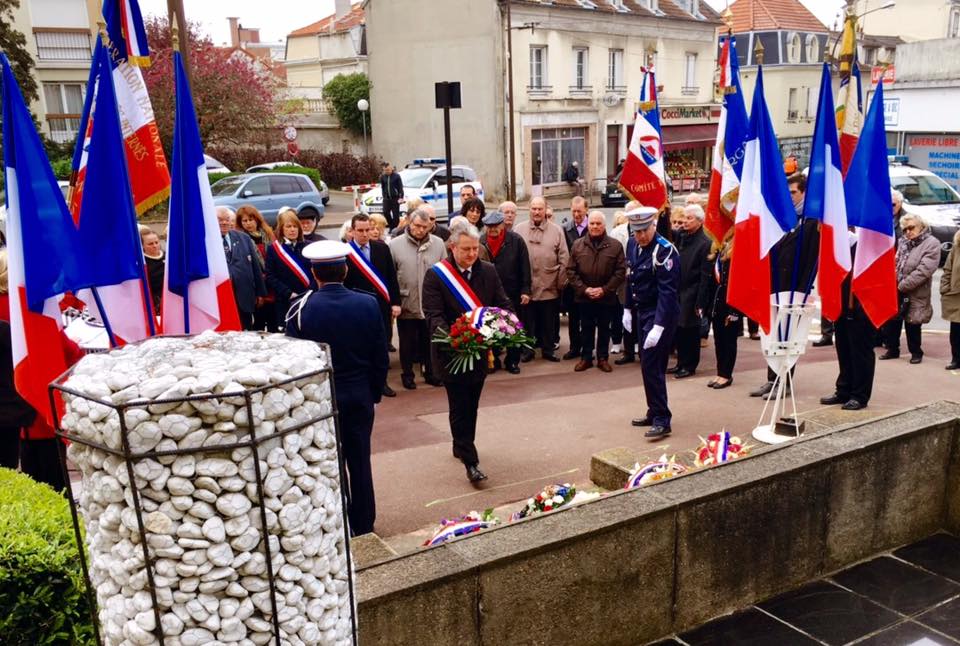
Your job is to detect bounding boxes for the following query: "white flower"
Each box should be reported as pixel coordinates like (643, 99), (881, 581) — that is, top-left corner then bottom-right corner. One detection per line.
(552, 495), (564, 505)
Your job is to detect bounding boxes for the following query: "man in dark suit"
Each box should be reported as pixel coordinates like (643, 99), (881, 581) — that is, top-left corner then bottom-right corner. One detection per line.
(562, 196), (589, 359)
(344, 213), (402, 397)
(286, 240), (389, 536)
(672, 204), (713, 378)
(480, 210), (531, 374)
(217, 206), (267, 330)
(422, 224), (513, 483)
(379, 162), (404, 230)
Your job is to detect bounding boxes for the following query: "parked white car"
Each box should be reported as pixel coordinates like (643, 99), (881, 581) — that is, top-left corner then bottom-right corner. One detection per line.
(360, 160), (483, 221)
(889, 162), (960, 264)
(204, 154), (231, 176)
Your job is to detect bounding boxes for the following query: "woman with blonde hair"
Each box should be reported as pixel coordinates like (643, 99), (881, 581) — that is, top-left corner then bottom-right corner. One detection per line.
(264, 209), (315, 330)
(140, 227), (165, 316)
(235, 205), (276, 330)
(369, 213), (389, 241)
(881, 212), (940, 363)
(708, 237), (740, 388)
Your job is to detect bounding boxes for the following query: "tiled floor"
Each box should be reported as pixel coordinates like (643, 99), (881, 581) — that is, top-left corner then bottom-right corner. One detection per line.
(655, 532), (960, 646)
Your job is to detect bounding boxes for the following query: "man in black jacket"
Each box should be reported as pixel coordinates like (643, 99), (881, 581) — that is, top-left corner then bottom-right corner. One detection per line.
(217, 206), (267, 330)
(422, 224), (512, 484)
(672, 204), (713, 378)
(480, 210), (532, 374)
(344, 213), (402, 397)
(562, 196), (589, 359)
(379, 162), (404, 230)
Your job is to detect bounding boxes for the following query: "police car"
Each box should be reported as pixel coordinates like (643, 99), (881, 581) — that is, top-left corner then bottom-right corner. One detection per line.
(359, 158), (483, 221)
(889, 159), (960, 265)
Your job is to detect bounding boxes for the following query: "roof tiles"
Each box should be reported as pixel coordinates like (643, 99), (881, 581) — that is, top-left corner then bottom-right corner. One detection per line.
(728, 0), (828, 33)
(288, 3), (364, 38)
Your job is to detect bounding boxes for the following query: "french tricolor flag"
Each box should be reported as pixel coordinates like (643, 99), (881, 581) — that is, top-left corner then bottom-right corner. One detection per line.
(726, 67), (797, 334)
(845, 82), (898, 328)
(161, 52), (240, 335)
(805, 63), (851, 321)
(619, 67), (668, 211)
(70, 0), (169, 218)
(1, 55), (80, 424)
(704, 36), (749, 246)
(72, 40), (157, 345)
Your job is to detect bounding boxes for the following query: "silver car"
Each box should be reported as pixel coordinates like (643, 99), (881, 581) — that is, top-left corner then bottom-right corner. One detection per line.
(246, 162), (329, 206)
(211, 173), (325, 226)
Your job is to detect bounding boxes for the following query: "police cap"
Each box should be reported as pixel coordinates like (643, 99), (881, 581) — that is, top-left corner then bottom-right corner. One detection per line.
(627, 206), (658, 232)
(303, 240), (351, 265)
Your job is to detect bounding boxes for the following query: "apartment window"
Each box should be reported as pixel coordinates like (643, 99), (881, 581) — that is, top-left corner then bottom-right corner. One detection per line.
(34, 29), (91, 61)
(683, 52), (698, 95)
(787, 88), (798, 121)
(806, 34), (820, 62)
(609, 0), (629, 11)
(573, 47), (589, 90)
(532, 127), (586, 186)
(607, 48), (624, 90)
(787, 32), (802, 63)
(43, 82), (84, 143)
(950, 9), (960, 37)
(529, 46), (548, 90)
(805, 86), (818, 119)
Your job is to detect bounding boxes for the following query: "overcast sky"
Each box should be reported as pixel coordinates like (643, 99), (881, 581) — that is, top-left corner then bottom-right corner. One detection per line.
(136, 0), (849, 48)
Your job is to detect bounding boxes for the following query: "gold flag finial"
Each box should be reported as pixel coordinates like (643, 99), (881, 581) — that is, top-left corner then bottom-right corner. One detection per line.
(753, 38), (765, 65)
(722, 7), (734, 32)
(171, 12), (181, 52)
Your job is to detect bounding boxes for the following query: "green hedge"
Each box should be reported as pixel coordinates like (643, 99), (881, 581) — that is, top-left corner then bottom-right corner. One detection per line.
(0, 468), (94, 645)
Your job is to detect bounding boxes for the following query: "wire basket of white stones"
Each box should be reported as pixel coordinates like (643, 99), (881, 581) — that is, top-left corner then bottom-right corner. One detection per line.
(50, 331), (358, 646)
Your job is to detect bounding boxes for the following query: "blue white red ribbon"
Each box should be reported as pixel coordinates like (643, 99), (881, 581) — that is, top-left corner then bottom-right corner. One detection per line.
(272, 240), (311, 289)
(432, 259), (482, 312)
(347, 240), (390, 302)
(424, 519), (494, 546)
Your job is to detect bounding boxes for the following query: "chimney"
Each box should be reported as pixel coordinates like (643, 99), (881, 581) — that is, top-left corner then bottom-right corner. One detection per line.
(228, 17), (240, 47)
(335, 0), (351, 19)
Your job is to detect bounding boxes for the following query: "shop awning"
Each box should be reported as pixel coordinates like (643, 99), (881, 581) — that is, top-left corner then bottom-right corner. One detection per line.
(661, 124), (718, 151)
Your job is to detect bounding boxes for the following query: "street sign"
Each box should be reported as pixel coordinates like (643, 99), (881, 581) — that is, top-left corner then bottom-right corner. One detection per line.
(883, 98), (900, 127)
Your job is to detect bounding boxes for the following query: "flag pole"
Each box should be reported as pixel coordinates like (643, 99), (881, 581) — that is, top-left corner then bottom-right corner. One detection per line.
(89, 287), (119, 348)
(167, 0), (192, 86)
(170, 19), (191, 334)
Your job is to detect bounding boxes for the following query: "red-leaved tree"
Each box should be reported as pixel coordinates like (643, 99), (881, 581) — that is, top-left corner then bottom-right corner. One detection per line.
(142, 16), (282, 155)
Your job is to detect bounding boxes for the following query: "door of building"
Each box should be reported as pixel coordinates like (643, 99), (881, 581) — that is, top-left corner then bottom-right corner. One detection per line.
(607, 125), (620, 179)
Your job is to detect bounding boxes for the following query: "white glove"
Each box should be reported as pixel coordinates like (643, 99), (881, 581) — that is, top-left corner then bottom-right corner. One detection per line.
(622, 308), (633, 333)
(643, 324), (664, 350)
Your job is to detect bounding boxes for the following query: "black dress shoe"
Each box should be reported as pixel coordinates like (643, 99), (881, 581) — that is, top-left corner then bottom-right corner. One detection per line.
(631, 416), (653, 427)
(820, 393), (845, 405)
(401, 375), (417, 390)
(666, 364), (680, 374)
(910, 354), (923, 364)
(879, 350), (900, 360)
(542, 352), (561, 362)
(562, 350), (580, 360)
(521, 350), (535, 363)
(466, 465), (487, 483)
(506, 364), (521, 374)
(712, 379), (733, 390)
(812, 336), (833, 347)
(947, 362), (960, 370)
(644, 425), (671, 439)
(841, 399), (866, 411)
(674, 368), (695, 379)
(750, 382), (773, 397)
(382, 384), (397, 398)
(614, 355), (635, 365)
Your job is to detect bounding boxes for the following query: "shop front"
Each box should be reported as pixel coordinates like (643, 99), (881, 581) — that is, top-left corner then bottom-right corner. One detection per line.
(659, 104), (720, 193)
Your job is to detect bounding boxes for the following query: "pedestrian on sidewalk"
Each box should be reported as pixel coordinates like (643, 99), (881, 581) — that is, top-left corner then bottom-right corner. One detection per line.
(566, 211), (625, 372)
(379, 162), (404, 230)
(515, 197), (568, 362)
(881, 213), (940, 363)
(940, 229), (960, 370)
(480, 210), (531, 374)
(562, 196), (589, 360)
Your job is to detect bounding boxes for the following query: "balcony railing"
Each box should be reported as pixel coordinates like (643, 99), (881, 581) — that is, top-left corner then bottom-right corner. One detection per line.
(34, 29), (91, 62)
(568, 85), (593, 98)
(605, 84), (628, 95)
(681, 85), (700, 96)
(787, 110), (800, 122)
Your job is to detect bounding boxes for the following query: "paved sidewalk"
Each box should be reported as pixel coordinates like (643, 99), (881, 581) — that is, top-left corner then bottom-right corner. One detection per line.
(370, 328), (959, 539)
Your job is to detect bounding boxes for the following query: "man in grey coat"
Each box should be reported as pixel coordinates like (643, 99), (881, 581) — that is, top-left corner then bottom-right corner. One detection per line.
(217, 206), (267, 330)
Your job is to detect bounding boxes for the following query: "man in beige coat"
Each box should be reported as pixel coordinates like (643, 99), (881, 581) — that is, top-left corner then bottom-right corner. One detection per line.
(940, 229), (960, 370)
(515, 196), (569, 362)
(389, 207), (447, 389)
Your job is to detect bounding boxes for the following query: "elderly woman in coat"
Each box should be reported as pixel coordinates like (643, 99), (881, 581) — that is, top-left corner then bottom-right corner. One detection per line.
(880, 213), (941, 363)
(941, 230), (960, 370)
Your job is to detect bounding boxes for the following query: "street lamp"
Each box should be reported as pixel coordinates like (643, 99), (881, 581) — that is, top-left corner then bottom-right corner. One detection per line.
(857, 0), (895, 19)
(357, 98), (369, 156)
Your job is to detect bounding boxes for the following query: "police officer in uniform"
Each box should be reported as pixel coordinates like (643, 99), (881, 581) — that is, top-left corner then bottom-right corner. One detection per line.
(622, 207), (681, 438)
(286, 240), (389, 536)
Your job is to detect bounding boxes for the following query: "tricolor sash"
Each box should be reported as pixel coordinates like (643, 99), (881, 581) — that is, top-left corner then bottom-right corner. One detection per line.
(272, 240), (311, 289)
(347, 241), (390, 303)
(431, 259), (482, 313)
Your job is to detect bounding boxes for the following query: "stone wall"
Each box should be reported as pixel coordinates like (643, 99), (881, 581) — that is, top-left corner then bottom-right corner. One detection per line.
(355, 401), (960, 646)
